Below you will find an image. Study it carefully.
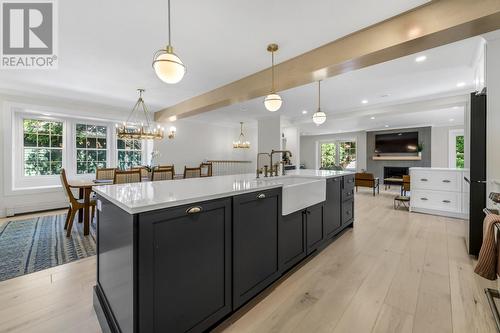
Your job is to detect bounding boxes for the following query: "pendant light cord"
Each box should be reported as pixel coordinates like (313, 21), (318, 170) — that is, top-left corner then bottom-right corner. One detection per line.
(168, 0), (172, 46)
(318, 80), (321, 111)
(271, 51), (275, 92)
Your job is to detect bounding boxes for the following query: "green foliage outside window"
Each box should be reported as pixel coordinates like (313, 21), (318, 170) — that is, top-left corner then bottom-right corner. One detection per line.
(320, 143), (336, 168)
(23, 119), (63, 176)
(117, 139), (142, 170)
(456, 135), (464, 169)
(76, 124), (107, 174)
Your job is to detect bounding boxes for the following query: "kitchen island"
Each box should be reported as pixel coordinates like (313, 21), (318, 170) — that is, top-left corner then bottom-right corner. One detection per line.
(92, 170), (354, 333)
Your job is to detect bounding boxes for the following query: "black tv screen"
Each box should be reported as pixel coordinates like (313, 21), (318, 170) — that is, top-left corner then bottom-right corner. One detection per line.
(375, 132), (418, 154)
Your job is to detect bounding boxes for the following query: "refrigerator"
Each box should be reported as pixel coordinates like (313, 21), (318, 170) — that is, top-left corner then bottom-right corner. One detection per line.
(465, 91), (487, 256)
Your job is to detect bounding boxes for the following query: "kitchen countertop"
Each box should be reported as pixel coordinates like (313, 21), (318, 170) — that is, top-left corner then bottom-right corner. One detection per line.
(93, 169), (355, 214)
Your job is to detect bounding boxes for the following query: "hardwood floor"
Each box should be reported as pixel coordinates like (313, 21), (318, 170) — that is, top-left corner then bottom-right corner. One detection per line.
(0, 190), (497, 332)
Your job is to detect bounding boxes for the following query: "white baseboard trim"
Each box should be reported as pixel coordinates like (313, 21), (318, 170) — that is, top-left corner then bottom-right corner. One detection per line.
(6, 200), (67, 217)
(410, 207), (468, 220)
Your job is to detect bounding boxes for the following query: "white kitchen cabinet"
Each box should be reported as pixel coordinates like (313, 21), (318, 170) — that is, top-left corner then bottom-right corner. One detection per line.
(410, 167), (468, 219)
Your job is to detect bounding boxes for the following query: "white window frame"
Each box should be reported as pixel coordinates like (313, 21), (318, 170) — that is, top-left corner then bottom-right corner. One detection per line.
(73, 121), (113, 175)
(317, 138), (358, 171)
(116, 138), (147, 170)
(449, 129), (465, 169)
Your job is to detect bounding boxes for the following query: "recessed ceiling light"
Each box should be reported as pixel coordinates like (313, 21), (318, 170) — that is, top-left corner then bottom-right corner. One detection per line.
(384, 125), (389, 128)
(415, 55), (427, 63)
(302, 110), (308, 114)
(370, 116), (376, 120)
(361, 100), (368, 104)
(452, 106), (460, 109)
(449, 118), (455, 122)
(42, 113), (51, 116)
(456, 82), (466, 88)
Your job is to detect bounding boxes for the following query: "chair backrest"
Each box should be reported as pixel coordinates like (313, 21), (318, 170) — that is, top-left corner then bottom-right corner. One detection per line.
(403, 175), (411, 191)
(152, 169), (174, 181)
(96, 168), (116, 180)
(355, 172), (374, 180)
(114, 170), (142, 184)
(60, 169), (77, 206)
(131, 166), (149, 178)
(184, 167), (201, 179)
(200, 163), (213, 177)
(158, 165), (175, 175)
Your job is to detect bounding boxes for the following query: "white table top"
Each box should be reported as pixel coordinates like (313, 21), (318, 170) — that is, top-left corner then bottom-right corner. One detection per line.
(93, 169), (354, 214)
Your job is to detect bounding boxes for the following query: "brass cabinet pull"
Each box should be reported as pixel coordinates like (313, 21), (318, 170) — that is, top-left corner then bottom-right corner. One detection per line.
(257, 193), (266, 199)
(442, 179), (451, 183)
(420, 178), (428, 182)
(186, 206), (202, 214)
(442, 200), (451, 203)
(420, 197), (428, 201)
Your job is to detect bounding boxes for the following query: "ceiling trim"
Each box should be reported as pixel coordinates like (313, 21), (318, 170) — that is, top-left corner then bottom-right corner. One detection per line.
(155, 0), (500, 122)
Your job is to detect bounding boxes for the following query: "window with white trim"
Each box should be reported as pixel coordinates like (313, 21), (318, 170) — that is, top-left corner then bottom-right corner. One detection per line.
(319, 140), (357, 170)
(117, 139), (142, 170)
(76, 123), (108, 174)
(23, 119), (63, 176)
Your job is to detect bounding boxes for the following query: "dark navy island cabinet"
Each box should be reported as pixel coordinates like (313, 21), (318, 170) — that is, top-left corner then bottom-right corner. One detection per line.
(93, 175), (354, 333)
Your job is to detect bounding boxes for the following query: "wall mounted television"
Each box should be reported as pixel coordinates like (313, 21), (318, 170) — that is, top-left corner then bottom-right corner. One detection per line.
(375, 132), (418, 154)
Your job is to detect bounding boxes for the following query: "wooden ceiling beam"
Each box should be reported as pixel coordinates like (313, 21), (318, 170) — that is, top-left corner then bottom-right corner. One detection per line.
(155, 0), (500, 122)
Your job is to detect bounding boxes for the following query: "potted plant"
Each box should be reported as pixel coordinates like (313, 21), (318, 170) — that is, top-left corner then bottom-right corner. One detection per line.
(417, 143), (424, 157)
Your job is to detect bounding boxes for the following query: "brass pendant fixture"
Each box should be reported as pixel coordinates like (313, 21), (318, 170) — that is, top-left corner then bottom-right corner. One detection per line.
(312, 80), (327, 125)
(152, 0), (186, 84)
(233, 122), (250, 149)
(264, 43), (283, 112)
(117, 89), (165, 140)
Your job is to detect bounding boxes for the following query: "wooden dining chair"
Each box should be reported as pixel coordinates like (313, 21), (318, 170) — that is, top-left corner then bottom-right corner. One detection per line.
(114, 170), (142, 184)
(151, 169), (174, 181)
(200, 162), (213, 177)
(60, 169), (96, 237)
(158, 165), (175, 175)
(184, 167), (201, 179)
(96, 168), (116, 180)
(131, 166), (149, 178)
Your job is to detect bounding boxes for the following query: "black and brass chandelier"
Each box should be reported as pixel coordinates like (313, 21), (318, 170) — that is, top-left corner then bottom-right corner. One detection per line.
(117, 89), (164, 140)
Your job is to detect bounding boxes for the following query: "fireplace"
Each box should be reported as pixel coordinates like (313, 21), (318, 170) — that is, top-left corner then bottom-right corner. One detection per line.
(384, 166), (409, 180)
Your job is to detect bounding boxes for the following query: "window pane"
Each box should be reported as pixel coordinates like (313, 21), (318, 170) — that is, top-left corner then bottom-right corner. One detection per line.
(50, 135), (62, 148)
(52, 122), (63, 135)
(38, 161), (50, 175)
(134, 140), (141, 150)
(87, 125), (97, 136)
(76, 124), (86, 136)
(87, 161), (97, 174)
(456, 135), (464, 169)
(77, 162), (87, 174)
(76, 135), (86, 148)
(87, 150), (97, 162)
(51, 149), (62, 161)
(77, 149), (86, 161)
(97, 138), (106, 149)
(38, 134), (50, 147)
(117, 139), (125, 150)
(23, 119), (37, 134)
(96, 126), (107, 137)
(24, 133), (37, 147)
(97, 150), (106, 162)
(51, 161), (62, 175)
(86, 137), (96, 149)
(39, 121), (51, 134)
(320, 143), (336, 168)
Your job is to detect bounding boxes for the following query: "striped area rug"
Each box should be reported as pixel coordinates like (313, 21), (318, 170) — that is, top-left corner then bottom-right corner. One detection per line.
(0, 214), (96, 282)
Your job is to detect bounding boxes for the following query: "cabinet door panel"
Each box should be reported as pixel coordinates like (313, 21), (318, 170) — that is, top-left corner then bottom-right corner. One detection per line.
(324, 177), (342, 238)
(306, 203), (324, 253)
(233, 189), (281, 309)
(342, 199), (354, 225)
(138, 199), (232, 333)
(280, 210), (306, 272)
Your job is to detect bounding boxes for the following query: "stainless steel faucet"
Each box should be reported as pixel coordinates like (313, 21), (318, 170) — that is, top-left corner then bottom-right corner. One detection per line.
(256, 152), (271, 178)
(270, 150), (293, 176)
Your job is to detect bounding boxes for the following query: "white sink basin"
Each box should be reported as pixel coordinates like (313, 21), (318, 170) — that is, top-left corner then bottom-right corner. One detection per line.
(258, 176), (326, 215)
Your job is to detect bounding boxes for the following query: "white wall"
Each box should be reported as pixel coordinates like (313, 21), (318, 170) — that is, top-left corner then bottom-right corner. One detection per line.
(0, 93), (129, 218)
(258, 116), (281, 154)
(300, 131), (367, 171)
(153, 120), (257, 171)
(486, 35), (500, 198)
(431, 125), (465, 168)
(282, 127), (300, 166)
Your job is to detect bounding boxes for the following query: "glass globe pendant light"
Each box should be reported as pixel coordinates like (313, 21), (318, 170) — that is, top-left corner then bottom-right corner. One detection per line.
(264, 44), (283, 112)
(312, 80), (327, 125)
(152, 0), (186, 84)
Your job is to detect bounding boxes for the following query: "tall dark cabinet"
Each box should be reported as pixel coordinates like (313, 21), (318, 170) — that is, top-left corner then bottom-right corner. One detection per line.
(466, 91), (487, 256)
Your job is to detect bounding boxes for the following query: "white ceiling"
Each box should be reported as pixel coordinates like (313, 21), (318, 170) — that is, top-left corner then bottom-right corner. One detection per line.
(0, 0), (430, 110)
(190, 36), (481, 133)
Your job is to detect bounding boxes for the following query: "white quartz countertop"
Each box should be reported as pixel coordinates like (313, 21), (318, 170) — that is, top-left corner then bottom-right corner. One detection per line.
(93, 169), (354, 214)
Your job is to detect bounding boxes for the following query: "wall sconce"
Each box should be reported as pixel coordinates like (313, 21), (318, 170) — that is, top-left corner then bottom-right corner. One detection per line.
(168, 126), (176, 139)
